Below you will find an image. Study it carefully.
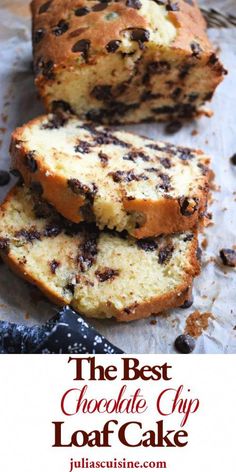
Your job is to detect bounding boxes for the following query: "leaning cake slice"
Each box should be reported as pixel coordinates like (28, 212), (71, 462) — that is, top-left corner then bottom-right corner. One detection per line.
(31, 0), (226, 124)
(11, 114), (210, 238)
(0, 186), (200, 322)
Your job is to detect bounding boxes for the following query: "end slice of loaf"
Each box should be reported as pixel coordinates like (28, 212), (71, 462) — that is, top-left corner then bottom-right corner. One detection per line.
(11, 115), (210, 238)
(0, 186), (200, 322)
(31, 0), (226, 124)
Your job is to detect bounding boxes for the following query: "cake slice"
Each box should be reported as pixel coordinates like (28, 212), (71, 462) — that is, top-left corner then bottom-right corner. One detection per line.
(11, 114), (210, 238)
(31, 0), (226, 124)
(0, 186), (200, 322)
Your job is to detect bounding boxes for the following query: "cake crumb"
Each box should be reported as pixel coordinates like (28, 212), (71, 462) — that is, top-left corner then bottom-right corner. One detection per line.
(150, 319), (157, 326)
(201, 237), (208, 250)
(191, 129), (198, 136)
(185, 311), (214, 338)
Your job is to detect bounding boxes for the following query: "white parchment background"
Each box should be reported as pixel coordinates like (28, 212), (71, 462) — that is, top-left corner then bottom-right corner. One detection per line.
(0, 1), (235, 353)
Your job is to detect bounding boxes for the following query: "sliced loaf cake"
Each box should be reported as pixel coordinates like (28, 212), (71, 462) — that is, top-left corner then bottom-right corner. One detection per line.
(0, 186), (200, 322)
(31, 0), (226, 124)
(11, 114), (210, 238)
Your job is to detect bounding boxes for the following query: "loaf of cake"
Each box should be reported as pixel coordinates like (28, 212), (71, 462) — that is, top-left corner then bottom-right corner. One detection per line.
(31, 0), (226, 124)
(0, 186), (200, 321)
(11, 115), (210, 238)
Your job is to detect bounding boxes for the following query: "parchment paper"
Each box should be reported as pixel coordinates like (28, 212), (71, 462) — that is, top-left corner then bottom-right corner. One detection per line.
(0, 0), (235, 353)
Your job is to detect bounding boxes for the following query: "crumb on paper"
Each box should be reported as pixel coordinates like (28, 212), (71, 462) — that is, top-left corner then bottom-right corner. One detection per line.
(191, 129), (198, 136)
(150, 319), (157, 326)
(185, 311), (214, 338)
(201, 237), (208, 250)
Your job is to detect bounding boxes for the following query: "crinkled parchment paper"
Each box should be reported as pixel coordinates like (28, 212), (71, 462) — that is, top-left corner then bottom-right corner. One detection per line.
(0, 0), (235, 353)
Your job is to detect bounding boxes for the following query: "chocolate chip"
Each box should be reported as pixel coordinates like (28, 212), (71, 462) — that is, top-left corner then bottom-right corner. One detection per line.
(190, 41), (203, 58)
(126, 0), (142, 9)
(129, 28), (150, 43)
(72, 39), (91, 59)
(204, 91), (214, 101)
(44, 224), (62, 238)
(95, 268), (119, 282)
(179, 197), (199, 216)
(64, 283), (75, 294)
(171, 87), (182, 101)
(52, 20), (69, 36)
(175, 334), (196, 354)
(179, 63), (193, 80)
(157, 173), (172, 192)
(51, 100), (74, 114)
(148, 61), (170, 74)
(34, 200), (53, 219)
(219, 249), (236, 267)
(137, 239), (158, 252)
(92, 2), (109, 11)
(0, 170), (10, 186)
(165, 120), (182, 135)
(74, 141), (91, 153)
(24, 151), (38, 173)
(40, 59), (55, 80)
(34, 28), (45, 44)
(30, 181), (43, 196)
(123, 151), (149, 162)
(0, 238), (9, 254)
(77, 231), (98, 272)
(41, 113), (68, 130)
(10, 169), (24, 186)
(180, 295), (194, 309)
(106, 40), (121, 53)
(188, 92), (199, 102)
(98, 151), (109, 167)
(15, 228), (41, 243)
(230, 154), (236, 165)
(208, 53), (218, 65)
(91, 85), (112, 101)
(68, 179), (97, 203)
(75, 7), (90, 16)
(158, 244), (174, 264)
(39, 1), (52, 14)
(109, 170), (148, 183)
(166, 1), (180, 11)
(183, 233), (194, 242)
(160, 158), (171, 169)
(196, 246), (202, 262)
(49, 259), (60, 274)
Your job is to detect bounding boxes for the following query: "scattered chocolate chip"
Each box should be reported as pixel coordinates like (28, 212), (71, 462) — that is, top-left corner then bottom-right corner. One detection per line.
(49, 259), (60, 274)
(72, 39), (91, 59)
(160, 158), (171, 169)
(51, 100), (73, 114)
(34, 28), (45, 44)
(10, 169), (24, 186)
(24, 151), (38, 173)
(180, 295), (194, 309)
(190, 41), (203, 58)
(30, 181), (43, 196)
(137, 239), (158, 251)
(219, 249), (236, 267)
(98, 151), (109, 167)
(109, 170), (148, 183)
(106, 40), (121, 53)
(0, 170), (10, 186)
(15, 228), (41, 243)
(158, 244), (174, 264)
(175, 334), (196, 354)
(165, 120), (182, 134)
(74, 141), (91, 153)
(126, 0), (142, 9)
(0, 238), (9, 254)
(44, 224), (62, 238)
(179, 197), (199, 216)
(230, 154), (236, 165)
(68, 179), (97, 203)
(52, 20), (69, 36)
(75, 6), (90, 16)
(95, 267), (119, 282)
(39, 1), (52, 14)
(92, 2), (109, 12)
(91, 85), (112, 101)
(77, 231), (98, 272)
(123, 151), (149, 162)
(166, 1), (180, 11)
(129, 28), (150, 43)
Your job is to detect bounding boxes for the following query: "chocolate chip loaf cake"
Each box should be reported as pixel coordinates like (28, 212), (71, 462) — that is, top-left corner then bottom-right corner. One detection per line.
(11, 115), (210, 238)
(31, 0), (226, 124)
(0, 186), (200, 321)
